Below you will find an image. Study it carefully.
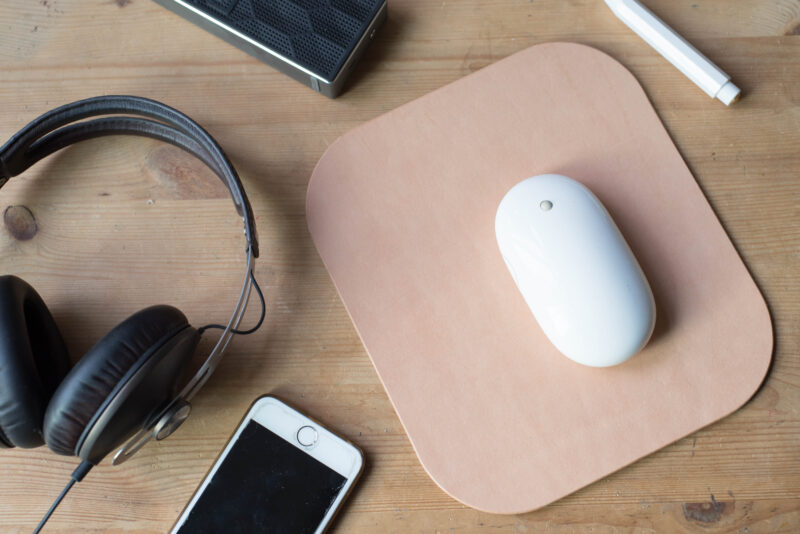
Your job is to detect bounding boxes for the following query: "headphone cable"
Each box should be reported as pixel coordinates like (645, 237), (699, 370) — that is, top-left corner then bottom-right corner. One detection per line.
(198, 270), (265, 336)
(34, 461), (93, 533)
(34, 271), (261, 532)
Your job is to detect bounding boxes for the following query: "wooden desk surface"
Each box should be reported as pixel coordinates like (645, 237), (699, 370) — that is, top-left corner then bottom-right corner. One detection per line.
(0, 1), (797, 532)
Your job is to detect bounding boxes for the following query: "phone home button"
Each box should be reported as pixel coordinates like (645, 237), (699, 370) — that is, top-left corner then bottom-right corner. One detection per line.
(296, 425), (318, 447)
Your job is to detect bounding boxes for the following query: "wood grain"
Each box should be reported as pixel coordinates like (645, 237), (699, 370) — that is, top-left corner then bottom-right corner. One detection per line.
(0, 0), (797, 532)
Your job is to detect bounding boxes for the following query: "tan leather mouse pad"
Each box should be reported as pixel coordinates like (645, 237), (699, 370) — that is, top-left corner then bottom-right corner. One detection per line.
(306, 43), (772, 514)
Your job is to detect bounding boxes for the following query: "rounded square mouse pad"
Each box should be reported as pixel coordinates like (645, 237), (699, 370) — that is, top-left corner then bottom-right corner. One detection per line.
(306, 43), (772, 514)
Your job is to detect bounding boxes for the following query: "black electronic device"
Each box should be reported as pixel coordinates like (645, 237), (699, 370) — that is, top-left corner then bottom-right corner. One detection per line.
(152, 0), (388, 98)
(0, 95), (264, 532)
(171, 396), (364, 534)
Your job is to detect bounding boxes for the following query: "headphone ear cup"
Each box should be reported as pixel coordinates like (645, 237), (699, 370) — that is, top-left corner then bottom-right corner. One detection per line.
(0, 276), (70, 449)
(43, 305), (198, 462)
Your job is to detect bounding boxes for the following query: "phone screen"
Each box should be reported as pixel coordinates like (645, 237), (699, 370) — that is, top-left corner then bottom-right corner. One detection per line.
(175, 420), (347, 534)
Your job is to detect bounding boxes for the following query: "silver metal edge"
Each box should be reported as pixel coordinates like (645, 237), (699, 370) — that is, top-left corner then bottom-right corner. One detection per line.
(77, 329), (196, 461)
(153, 0), (387, 97)
(322, 0), (387, 97)
(158, 0), (332, 83)
(113, 248), (256, 465)
(180, 247), (255, 401)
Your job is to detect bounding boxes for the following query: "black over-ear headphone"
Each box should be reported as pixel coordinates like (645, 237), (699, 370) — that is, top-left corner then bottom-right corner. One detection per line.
(0, 96), (262, 530)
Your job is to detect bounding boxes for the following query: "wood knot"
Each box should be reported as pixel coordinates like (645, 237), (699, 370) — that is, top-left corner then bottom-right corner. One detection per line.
(3, 205), (38, 241)
(682, 494), (733, 524)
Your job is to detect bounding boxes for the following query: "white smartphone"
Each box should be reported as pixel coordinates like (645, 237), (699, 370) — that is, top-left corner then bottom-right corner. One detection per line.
(170, 396), (364, 534)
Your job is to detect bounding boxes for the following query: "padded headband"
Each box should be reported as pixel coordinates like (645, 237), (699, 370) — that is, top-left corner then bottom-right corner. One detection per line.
(0, 95), (259, 257)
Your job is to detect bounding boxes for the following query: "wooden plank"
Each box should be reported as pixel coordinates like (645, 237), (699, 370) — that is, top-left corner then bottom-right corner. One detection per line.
(0, 0), (797, 532)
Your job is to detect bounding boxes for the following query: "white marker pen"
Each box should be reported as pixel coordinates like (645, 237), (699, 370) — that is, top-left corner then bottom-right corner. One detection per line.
(604, 0), (741, 105)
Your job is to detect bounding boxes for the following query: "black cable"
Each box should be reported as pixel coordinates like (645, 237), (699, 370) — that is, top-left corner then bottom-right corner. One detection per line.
(198, 270), (265, 336)
(34, 461), (93, 533)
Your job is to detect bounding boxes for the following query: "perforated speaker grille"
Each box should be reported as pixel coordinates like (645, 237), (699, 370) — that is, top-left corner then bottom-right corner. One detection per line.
(183, 0), (384, 81)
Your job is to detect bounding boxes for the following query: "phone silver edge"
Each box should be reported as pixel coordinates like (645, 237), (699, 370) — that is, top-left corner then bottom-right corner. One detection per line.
(169, 395), (364, 534)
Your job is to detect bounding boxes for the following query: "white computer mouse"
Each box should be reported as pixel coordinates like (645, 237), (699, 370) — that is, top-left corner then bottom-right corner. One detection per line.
(495, 174), (656, 367)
